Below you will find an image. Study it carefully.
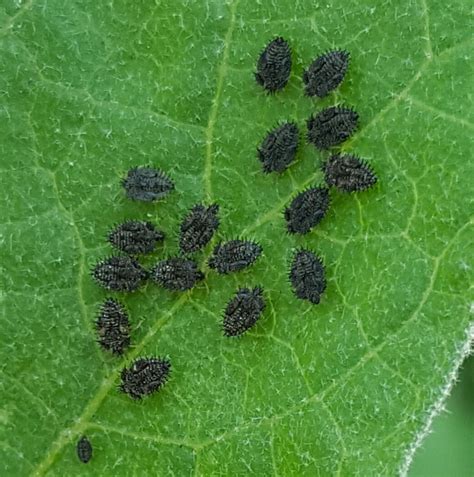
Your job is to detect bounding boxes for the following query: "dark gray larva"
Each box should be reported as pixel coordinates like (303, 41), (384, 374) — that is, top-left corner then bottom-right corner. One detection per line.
(223, 287), (266, 337)
(255, 37), (292, 93)
(92, 256), (147, 292)
(258, 122), (299, 173)
(307, 106), (359, 150)
(151, 257), (204, 291)
(322, 153), (377, 192)
(122, 166), (174, 202)
(108, 220), (164, 255)
(208, 240), (262, 274)
(289, 249), (326, 304)
(303, 50), (350, 98)
(120, 357), (171, 400)
(179, 203), (220, 254)
(95, 298), (131, 355)
(76, 436), (92, 463)
(285, 187), (330, 234)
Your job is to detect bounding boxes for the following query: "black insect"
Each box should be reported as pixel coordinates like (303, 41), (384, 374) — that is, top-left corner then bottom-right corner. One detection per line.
(285, 187), (330, 234)
(179, 203), (220, 254)
(122, 166), (174, 202)
(208, 240), (262, 274)
(255, 37), (292, 93)
(303, 50), (350, 97)
(307, 106), (359, 150)
(95, 298), (131, 355)
(151, 257), (204, 291)
(108, 220), (165, 255)
(258, 122), (299, 173)
(92, 256), (147, 292)
(76, 436), (92, 463)
(322, 153), (378, 192)
(289, 249), (326, 304)
(223, 287), (266, 337)
(120, 357), (171, 400)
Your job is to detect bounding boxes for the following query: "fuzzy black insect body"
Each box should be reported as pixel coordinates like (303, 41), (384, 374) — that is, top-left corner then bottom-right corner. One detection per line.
(92, 256), (147, 292)
(122, 166), (174, 202)
(255, 37), (292, 93)
(322, 153), (377, 192)
(223, 287), (266, 337)
(95, 298), (131, 355)
(76, 436), (92, 463)
(179, 203), (220, 254)
(208, 240), (262, 274)
(120, 357), (171, 400)
(151, 257), (204, 291)
(289, 249), (326, 304)
(108, 221), (164, 255)
(303, 50), (350, 97)
(307, 106), (359, 150)
(285, 187), (330, 234)
(258, 122), (299, 173)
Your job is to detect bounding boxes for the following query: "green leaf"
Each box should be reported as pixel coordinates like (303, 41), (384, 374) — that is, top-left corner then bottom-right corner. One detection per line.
(1, 0), (472, 475)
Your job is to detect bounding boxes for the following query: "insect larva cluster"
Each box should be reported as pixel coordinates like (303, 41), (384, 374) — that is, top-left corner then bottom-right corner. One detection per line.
(77, 34), (380, 465)
(255, 37), (379, 300)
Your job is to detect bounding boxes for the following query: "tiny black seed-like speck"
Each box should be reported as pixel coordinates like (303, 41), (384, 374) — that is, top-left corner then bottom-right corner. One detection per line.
(92, 256), (147, 292)
(322, 153), (378, 192)
(303, 50), (350, 98)
(76, 436), (92, 463)
(290, 249), (326, 304)
(255, 37), (292, 93)
(285, 187), (330, 234)
(223, 287), (266, 337)
(179, 203), (220, 254)
(108, 221), (165, 255)
(96, 298), (131, 355)
(122, 166), (174, 202)
(208, 240), (262, 274)
(307, 106), (359, 150)
(120, 357), (171, 400)
(258, 122), (299, 173)
(151, 257), (204, 291)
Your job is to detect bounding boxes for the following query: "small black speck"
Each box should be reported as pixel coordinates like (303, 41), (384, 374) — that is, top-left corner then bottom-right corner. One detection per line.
(76, 436), (92, 464)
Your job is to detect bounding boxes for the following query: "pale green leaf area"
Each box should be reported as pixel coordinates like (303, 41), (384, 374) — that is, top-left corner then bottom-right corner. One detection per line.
(0, 0), (472, 475)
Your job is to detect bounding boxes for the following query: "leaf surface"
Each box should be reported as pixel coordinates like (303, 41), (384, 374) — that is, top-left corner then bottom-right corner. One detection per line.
(0, 0), (472, 475)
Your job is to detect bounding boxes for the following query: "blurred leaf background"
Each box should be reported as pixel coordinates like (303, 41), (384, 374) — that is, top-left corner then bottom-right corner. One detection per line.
(410, 355), (473, 477)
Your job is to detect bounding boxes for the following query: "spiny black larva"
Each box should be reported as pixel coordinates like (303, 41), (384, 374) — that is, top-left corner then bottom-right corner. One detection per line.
(151, 257), (204, 291)
(179, 203), (220, 254)
(223, 287), (266, 337)
(303, 50), (350, 98)
(255, 37), (292, 93)
(92, 256), (147, 292)
(122, 166), (174, 202)
(120, 357), (171, 400)
(257, 122), (299, 173)
(285, 187), (330, 234)
(307, 106), (359, 150)
(108, 220), (165, 255)
(289, 249), (326, 304)
(208, 240), (262, 274)
(95, 298), (131, 355)
(76, 436), (92, 464)
(322, 153), (378, 192)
